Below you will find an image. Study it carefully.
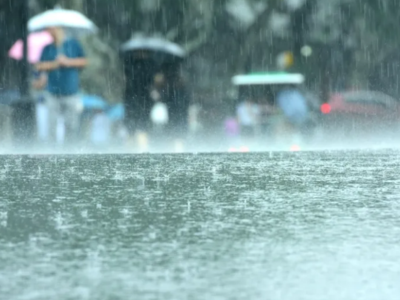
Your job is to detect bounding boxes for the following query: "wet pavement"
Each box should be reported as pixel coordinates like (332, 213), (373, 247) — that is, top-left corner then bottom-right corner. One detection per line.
(1, 150), (400, 299)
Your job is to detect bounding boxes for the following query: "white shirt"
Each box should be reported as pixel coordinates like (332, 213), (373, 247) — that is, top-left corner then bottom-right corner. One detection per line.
(236, 101), (260, 126)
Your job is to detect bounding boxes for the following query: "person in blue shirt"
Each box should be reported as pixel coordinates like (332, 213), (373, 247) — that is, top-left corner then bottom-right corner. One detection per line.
(36, 26), (87, 146)
(276, 85), (310, 143)
(276, 85), (309, 127)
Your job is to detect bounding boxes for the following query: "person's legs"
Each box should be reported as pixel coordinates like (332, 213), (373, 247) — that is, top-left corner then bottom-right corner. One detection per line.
(36, 102), (49, 143)
(126, 96), (153, 152)
(44, 92), (61, 146)
(60, 94), (83, 146)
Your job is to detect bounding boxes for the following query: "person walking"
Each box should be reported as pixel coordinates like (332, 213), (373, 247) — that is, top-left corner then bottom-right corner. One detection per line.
(276, 85), (309, 143)
(163, 64), (190, 152)
(123, 52), (157, 152)
(276, 86), (308, 126)
(236, 97), (261, 140)
(36, 26), (87, 147)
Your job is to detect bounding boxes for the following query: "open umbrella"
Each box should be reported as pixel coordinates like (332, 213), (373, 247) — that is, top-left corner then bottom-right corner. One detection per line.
(121, 33), (186, 59)
(8, 31), (53, 64)
(28, 7), (97, 33)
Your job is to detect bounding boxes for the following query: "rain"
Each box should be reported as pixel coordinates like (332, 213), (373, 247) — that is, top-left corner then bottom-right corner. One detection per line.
(1, 0), (400, 299)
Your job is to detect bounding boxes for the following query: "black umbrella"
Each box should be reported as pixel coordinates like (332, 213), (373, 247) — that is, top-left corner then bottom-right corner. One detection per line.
(121, 33), (186, 64)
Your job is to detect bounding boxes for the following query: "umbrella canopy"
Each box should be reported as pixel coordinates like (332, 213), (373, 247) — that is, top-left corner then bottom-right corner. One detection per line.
(232, 72), (305, 86)
(28, 7), (97, 33)
(8, 31), (53, 64)
(121, 34), (186, 58)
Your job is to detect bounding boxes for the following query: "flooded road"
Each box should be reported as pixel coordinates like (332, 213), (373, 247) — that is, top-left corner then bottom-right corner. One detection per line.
(1, 150), (400, 299)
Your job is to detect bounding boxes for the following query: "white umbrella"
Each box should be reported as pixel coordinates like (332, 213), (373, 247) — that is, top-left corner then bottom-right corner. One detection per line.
(121, 34), (185, 58)
(232, 73), (305, 85)
(28, 7), (97, 33)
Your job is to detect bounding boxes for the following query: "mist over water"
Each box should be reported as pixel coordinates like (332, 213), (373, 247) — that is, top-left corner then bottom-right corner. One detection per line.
(2, 129), (400, 155)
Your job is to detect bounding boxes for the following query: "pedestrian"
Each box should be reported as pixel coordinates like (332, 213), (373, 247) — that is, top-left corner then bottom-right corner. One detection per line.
(276, 85), (309, 131)
(163, 64), (190, 152)
(236, 97), (261, 140)
(31, 69), (49, 143)
(36, 26), (87, 147)
(123, 51), (157, 152)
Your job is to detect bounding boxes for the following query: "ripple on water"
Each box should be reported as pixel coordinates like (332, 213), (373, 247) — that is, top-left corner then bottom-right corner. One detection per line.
(0, 151), (400, 299)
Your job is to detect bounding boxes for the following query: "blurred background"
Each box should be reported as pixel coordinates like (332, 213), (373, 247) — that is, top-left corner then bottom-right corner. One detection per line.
(1, 0), (400, 153)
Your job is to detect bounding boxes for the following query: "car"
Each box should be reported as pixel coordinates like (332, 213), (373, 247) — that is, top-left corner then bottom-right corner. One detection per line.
(317, 90), (400, 145)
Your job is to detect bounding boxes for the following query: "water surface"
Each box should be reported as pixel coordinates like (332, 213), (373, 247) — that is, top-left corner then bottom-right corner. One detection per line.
(1, 151), (399, 299)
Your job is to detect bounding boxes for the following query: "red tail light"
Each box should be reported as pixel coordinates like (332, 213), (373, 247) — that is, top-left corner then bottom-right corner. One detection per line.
(321, 103), (331, 114)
